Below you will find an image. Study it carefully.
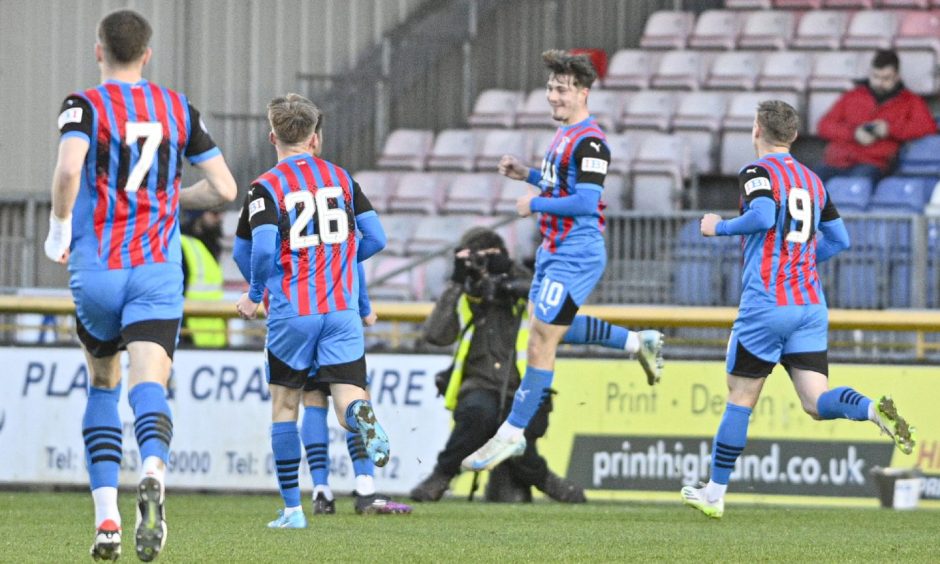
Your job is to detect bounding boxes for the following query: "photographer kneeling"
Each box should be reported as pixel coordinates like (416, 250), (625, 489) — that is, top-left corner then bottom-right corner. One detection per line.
(410, 228), (585, 503)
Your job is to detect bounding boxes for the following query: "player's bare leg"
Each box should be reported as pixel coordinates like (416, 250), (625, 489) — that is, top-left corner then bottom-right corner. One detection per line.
(332, 384), (390, 467)
(792, 368), (916, 455)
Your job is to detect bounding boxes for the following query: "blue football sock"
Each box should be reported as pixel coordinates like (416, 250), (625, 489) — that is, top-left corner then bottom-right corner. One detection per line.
(301, 407), (330, 487)
(562, 315), (629, 349)
(344, 399), (369, 432)
(711, 403), (752, 485)
(816, 386), (872, 421)
(506, 366), (553, 429)
(128, 382), (172, 464)
(346, 432), (374, 477)
(271, 421), (302, 508)
(83, 385), (123, 490)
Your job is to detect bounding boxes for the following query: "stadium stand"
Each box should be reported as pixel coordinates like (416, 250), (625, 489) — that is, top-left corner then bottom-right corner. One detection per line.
(387, 172), (446, 214)
(376, 129), (434, 170)
(603, 49), (661, 89)
(586, 90), (630, 131)
(791, 10), (850, 50)
(427, 129), (481, 171)
(467, 89), (526, 128)
(639, 11), (695, 50)
(651, 50), (713, 90)
(630, 133), (690, 211)
(442, 173), (501, 215)
(826, 176), (874, 211)
(705, 51), (764, 90)
(757, 51), (813, 91)
(688, 10), (742, 50)
(620, 89), (676, 131)
(738, 10), (797, 50)
(515, 89), (557, 128)
(896, 135), (940, 175)
(671, 91), (728, 174)
(474, 130), (530, 170)
(842, 10), (900, 50)
(870, 176), (937, 212)
(351, 170), (399, 212)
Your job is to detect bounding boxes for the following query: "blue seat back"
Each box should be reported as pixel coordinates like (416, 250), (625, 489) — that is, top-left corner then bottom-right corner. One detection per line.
(825, 176), (872, 212)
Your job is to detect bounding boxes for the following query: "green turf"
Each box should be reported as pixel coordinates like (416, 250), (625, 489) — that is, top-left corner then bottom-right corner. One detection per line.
(1, 491), (938, 562)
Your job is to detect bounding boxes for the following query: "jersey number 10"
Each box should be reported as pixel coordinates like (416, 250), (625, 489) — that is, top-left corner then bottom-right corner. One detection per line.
(284, 188), (349, 250)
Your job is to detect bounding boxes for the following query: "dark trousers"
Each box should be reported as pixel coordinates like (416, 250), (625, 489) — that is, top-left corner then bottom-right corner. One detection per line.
(434, 388), (549, 488)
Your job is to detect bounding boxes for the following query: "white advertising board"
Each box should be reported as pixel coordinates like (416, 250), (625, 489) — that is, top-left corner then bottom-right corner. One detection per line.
(0, 347), (453, 495)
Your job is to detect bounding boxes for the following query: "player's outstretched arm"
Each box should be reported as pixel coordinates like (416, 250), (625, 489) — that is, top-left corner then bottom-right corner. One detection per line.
(710, 198), (776, 237)
(498, 154), (535, 184)
(356, 213), (386, 262)
(44, 137), (90, 263)
(529, 188), (601, 218)
(816, 219), (851, 263)
(180, 155), (237, 209)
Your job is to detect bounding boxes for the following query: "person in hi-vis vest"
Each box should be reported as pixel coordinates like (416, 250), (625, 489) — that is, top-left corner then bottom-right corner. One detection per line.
(180, 210), (226, 347)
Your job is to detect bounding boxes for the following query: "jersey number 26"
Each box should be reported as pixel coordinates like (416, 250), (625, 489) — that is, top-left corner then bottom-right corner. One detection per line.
(284, 188), (349, 250)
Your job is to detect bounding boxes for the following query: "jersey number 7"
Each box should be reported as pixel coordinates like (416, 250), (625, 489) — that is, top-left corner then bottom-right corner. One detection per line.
(284, 188), (349, 250)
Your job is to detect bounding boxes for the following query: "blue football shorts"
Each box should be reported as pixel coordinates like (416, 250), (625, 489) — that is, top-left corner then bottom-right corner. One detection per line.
(266, 309), (366, 390)
(69, 262), (183, 358)
(529, 242), (607, 325)
(726, 304), (829, 378)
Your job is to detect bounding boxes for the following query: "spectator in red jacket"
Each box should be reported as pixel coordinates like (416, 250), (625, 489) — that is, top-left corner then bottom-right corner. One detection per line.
(817, 50), (937, 183)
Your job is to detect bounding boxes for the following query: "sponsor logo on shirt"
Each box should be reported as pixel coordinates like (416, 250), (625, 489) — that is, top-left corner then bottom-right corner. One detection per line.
(248, 198), (266, 219)
(581, 157), (608, 175)
(744, 177), (772, 195)
(58, 108), (83, 130)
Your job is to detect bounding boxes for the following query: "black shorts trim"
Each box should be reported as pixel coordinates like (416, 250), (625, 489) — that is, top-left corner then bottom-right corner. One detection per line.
(76, 316), (121, 359)
(314, 356), (368, 390)
(302, 379), (331, 394)
(729, 340), (775, 379)
(267, 350), (309, 389)
(122, 319), (181, 359)
(782, 350), (829, 377)
(549, 295), (580, 326)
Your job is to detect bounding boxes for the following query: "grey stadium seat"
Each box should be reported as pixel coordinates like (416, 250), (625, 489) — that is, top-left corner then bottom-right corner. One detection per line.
(376, 129), (434, 170)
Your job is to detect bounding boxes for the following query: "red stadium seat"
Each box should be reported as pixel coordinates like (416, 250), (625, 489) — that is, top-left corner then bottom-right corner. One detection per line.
(823, 0), (874, 7)
(467, 89), (525, 129)
(895, 11), (940, 94)
(640, 11), (695, 50)
(726, 0), (773, 7)
(774, 0), (823, 7)
(705, 51), (764, 90)
(880, 0), (929, 7)
(376, 129), (434, 171)
(792, 10), (850, 50)
(570, 48), (608, 79)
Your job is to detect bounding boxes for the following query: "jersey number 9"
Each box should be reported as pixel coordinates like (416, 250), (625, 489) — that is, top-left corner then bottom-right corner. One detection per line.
(284, 187), (349, 250)
(785, 187), (813, 244)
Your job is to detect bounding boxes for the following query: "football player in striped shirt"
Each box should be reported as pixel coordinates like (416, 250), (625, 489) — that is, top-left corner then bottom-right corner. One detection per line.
(682, 100), (916, 519)
(463, 50), (665, 472)
(234, 93), (390, 528)
(43, 10), (237, 561)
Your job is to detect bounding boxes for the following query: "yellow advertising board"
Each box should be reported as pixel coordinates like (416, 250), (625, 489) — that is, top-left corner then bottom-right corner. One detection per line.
(453, 360), (940, 508)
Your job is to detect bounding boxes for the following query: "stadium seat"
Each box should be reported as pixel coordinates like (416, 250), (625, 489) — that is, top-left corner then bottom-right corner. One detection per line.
(672, 91), (729, 174)
(515, 89), (556, 128)
(824, 0), (874, 6)
(651, 51), (711, 90)
(620, 89), (676, 131)
(672, 219), (723, 305)
(426, 129), (481, 171)
(897, 135), (940, 176)
(774, 0), (823, 7)
(352, 170), (399, 212)
(895, 13), (940, 95)
(588, 90), (630, 131)
(792, 11), (850, 50)
(467, 89), (525, 129)
(705, 51), (764, 90)
(474, 130), (530, 171)
(387, 172), (445, 214)
(495, 177), (525, 215)
(605, 132), (647, 175)
(630, 133), (690, 212)
(418, 255), (452, 300)
(494, 217), (541, 260)
(379, 213), (421, 255)
(689, 10), (742, 50)
(926, 179), (940, 215)
(603, 49), (661, 89)
(739, 11), (797, 50)
(407, 215), (482, 255)
(639, 11), (695, 50)
(808, 51), (864, 90)
(442, 173), (500, 215)
(826, 175), (873, 211)
(807, 90), (843, 135)
(570, 48), (609, 79)
(870, 176), (935, 212)
(367, 255), (417, 301)
(603, 174), (628, 212)
(757, 51), (813, 91)
(726, 0), (773, 7)
(527, 129), (557, 165)
(881, 0), (930, 7)
(376, 129), (434, 171)
(720, 91), (800, 175)
(842, 11), (899, 50)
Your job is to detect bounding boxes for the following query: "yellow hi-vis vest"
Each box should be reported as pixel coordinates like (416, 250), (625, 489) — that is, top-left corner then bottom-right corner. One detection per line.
(443, 294), (529, 411)
(180, 235), (227, 348)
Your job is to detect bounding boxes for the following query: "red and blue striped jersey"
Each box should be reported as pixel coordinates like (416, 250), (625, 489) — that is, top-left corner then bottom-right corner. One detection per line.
(535, 116), (610, 253)
(246, 154), (373, 319)
(737, 152), (840, 308)
(58, 79), (220, 271)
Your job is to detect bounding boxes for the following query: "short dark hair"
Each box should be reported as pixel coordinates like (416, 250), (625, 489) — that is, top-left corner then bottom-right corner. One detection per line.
(97, 10), (152, 65)
(872, 49), (900, 72)
(542, 50), (597, 89)
(459, 228), (506, 253)
(757, 100), (800, 146)
(267, 93), (321, 145)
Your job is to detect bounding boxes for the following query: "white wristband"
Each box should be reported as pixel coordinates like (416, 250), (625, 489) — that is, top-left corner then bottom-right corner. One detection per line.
(44, 213), (72, 262)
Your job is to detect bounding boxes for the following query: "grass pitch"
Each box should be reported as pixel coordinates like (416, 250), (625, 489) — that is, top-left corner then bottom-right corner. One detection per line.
(1, 490), (938, 562)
